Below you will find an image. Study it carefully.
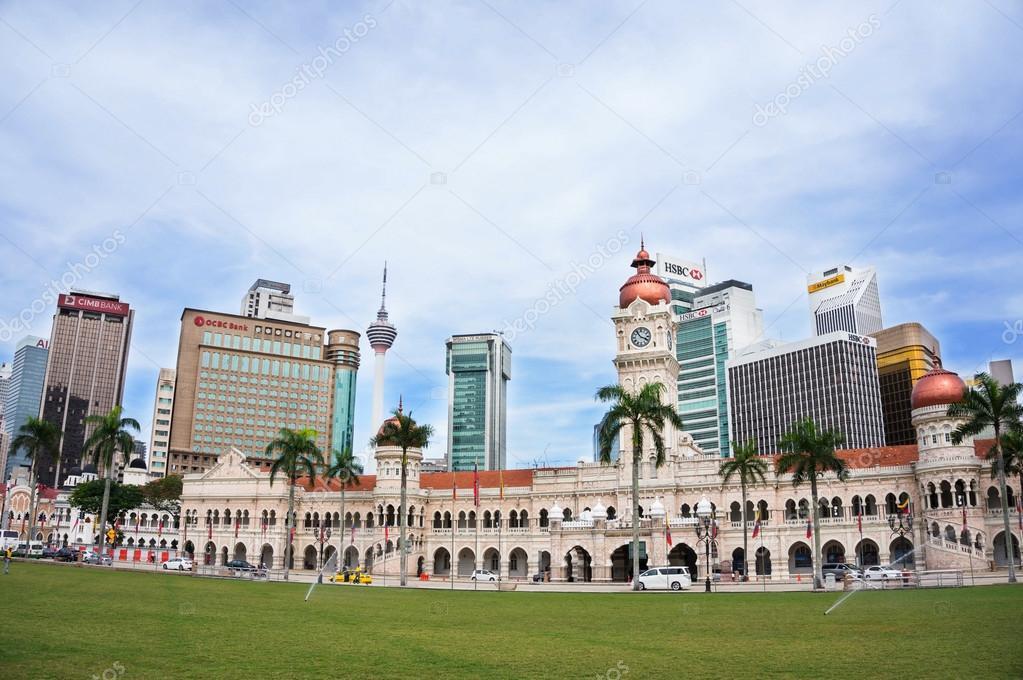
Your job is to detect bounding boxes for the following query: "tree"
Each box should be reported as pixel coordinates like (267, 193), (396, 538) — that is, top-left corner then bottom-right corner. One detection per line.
(82, 406), (139, 553)
(267, 428), (324, 581)
(720, 439), (768, 582)
(949, 373), (1023, 583)
(372, 403), (433, 587)
(141, 475), (183, 515)
(776, 417), (849, 589)
(68, 480), (144, 529)
(986, 429), (1023, 482)
(596, 382), (684, 591)
(325, 446), (363, 572)
(8, 417), (61, 543)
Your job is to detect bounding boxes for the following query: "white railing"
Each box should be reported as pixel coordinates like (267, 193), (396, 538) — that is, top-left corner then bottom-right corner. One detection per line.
(926, 535), (985, 559)
(560, 520), (595, 530)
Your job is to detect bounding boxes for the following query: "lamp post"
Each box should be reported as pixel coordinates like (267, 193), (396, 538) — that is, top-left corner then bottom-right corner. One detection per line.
(694, 496), (716, 593)
(888, 506), (914, 583)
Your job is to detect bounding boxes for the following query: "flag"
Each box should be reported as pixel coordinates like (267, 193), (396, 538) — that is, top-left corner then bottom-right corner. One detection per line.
(805, 519), (812, 539)
(319, 524), (324, 544)
(160, 520), (165, 537)
(897, 498), (911, 514)
(1017, 497), (1022, 530)
(962, 505), (968, 532)
(752, 510), (761, 539)
(261, 517), (267, 537)
(665, 516), (673, 547)
(711, 519), (719, 540)
(233, 520), (238, 538)
(207, 520), (212, 540)
(473, 462), (480, 507)
(384, 524), (389, 543)
(499, 468), (505, 501)
(857, 507), (863, 534)
(350, 525), (355, 545)
(452, 473), (457, 500)
(135, 517), (141, 534)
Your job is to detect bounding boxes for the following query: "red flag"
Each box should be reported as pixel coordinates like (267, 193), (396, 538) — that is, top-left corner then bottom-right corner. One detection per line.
(665, 516), (673, 547)
(207, 521), (212, 540)
(711, 520), (719, 539)
(233, 520), (238, 538)
(473, 462), (480, 507)
(159, 520), (165, 537)
(805, 519), (812, 539)
(384, 525), (389, 542)
(452, 474), (457, 500)
(261, 517), (267, 537)
(752, 510), (761, 539)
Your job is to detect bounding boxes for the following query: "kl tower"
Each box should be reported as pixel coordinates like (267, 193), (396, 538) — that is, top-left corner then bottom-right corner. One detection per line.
(366, 263), (397, 433)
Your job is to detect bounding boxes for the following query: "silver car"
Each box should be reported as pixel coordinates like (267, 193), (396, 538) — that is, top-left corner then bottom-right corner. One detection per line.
(81, 552), (112, 566)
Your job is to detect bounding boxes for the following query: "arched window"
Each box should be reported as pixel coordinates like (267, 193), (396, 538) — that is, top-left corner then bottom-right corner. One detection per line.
(539, 509), (549, 528)
(433, 512), (442, 529)
(520, 510), (528, 526)
(605, 507), (616, 520)
(864, 495), (877, 516)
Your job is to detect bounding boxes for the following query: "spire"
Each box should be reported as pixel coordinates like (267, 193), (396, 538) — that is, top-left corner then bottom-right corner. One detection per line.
(397, 394), (403, 414)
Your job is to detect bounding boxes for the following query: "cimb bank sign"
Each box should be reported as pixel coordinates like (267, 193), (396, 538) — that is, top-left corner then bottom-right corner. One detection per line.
(655, 254), (705, 287)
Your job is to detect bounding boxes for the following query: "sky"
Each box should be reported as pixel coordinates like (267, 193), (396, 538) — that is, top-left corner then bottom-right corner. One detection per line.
(1, 0), (1021, 470)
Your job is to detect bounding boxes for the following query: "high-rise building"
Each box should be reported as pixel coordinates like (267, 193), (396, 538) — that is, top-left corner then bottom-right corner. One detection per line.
(366, 264), (397, 432)
(871, 323), (939, 446)
(2, 336), (49, 481)
(325, 330), (360, 456)
(807, 265), (883, 336)
(241, 279), (301, 321)
(727, 331), (886, 454)
(39, 292), (133, 487)
(147, 368), (176, 478)
(655, 254), (764, 457)
(989, 359), (1014, 386)
(168, 308), (343, 474)
(445, 333), (511, 471)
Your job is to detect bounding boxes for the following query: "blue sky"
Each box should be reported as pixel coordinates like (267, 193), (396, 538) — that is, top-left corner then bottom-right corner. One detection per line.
(1, 1), (1021, 469)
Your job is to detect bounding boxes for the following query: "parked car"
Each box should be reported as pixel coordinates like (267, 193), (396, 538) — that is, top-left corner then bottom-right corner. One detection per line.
(225, 559), (257, 572)
(863, 565), (903, 581)
(330, 567), (372, 584)
(162, 557), (194, 571)
(637, 566), (692, 591)
(471, 569), (497, 582)
(821, 563), (862, 580)
(41, 546), (60, 559)
(13, 541), (44, 558)
(53, 547), (78, 562)
(81, 551), (112, 566)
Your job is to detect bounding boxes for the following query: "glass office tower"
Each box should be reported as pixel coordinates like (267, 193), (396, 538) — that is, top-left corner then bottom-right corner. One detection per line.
(446, 333), (511, 471)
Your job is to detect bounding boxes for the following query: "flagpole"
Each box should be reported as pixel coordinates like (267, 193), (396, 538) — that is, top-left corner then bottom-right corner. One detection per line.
(474, 459), (479, 593)
(451, 472), (455, 591)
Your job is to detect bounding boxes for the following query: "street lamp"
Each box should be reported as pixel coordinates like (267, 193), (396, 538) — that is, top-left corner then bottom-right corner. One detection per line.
(694, 496), (717, 593)
(888, 505), (914, 573)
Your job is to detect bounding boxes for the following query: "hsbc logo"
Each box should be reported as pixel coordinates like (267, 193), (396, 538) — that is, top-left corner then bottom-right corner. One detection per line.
(662, 261), (704, 282)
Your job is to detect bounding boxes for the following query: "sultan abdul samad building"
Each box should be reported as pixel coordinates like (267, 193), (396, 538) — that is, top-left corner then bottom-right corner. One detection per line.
(179, 247), (1020, 581)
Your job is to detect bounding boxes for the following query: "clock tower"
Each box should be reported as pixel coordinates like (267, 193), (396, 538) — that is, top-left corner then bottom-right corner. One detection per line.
(611, 243), (681, 467)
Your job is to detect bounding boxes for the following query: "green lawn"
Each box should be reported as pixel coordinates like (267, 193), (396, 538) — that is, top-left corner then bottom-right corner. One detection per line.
(1, 562), (1021, 679)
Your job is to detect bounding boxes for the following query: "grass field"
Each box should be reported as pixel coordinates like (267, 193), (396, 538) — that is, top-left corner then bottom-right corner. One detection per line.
(1, 562), (1021, 679)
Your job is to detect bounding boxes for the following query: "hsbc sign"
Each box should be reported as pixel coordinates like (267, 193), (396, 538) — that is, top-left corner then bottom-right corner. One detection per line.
(678, 304), (728, 323)
(656, 254), (705, 286)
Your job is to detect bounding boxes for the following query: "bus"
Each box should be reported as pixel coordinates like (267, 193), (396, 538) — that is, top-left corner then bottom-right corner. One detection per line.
(0, 530), (19, 551)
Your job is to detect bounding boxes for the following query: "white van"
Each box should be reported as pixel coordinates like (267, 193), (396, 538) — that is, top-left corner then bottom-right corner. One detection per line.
(0, 530), (19, 551)
(14, 541), (44, 557)
(637, 566), (692, 591)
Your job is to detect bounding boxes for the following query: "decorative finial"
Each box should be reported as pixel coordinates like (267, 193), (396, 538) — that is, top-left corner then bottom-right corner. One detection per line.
(380, 261), (388, 311)
(397, 394), (403, 414)
(640, 233), (645, 250)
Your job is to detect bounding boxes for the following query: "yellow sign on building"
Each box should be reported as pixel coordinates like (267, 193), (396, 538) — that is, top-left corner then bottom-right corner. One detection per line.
(807, 273), (845, 294)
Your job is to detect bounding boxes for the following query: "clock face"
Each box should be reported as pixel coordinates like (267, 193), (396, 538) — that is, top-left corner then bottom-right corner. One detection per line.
(631, 327), (652, 348)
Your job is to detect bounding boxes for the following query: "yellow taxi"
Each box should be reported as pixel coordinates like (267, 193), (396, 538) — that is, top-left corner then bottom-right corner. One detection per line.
(330, 567), (373, 585)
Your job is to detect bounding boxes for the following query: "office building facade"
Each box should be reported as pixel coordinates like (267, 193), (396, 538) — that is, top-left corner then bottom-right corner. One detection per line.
(168, 308), (342, 475)
(241, 279), (299, 320)
(147, 368), (176, 478)
(727, 331), (886, 454)
(325, 330), (360, 456)
(807, 265), (883, 336)
(39, 292), (133, 487)
(2, 336), (49, 480)
(871, 323), (939, 446)
(446, 333), (511, 471)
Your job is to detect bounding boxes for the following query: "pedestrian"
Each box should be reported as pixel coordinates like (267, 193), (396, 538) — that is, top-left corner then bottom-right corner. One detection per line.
(3, 546), (11, 574)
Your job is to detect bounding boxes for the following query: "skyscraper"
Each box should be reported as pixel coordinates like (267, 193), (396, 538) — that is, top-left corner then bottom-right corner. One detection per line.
(727, 331), (886, 454)
(2, 336), (49, 481)
(168, 308), (338, 474)
(366, 264), (397, 431)
(871, 323), (939, 445)
(147, 368), (176, 478)
(656, 254), (764, 457)
(326, 329), (360, 456)
(39, 292), (133, 487)
(445, 333), (511, 471)
(807, 265), (883, 336)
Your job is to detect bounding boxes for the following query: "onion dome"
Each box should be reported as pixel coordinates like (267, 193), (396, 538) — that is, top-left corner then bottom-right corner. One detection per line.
(619, 240), (670, 308)
(580, 508), (593, 522)
(375, 396), (405, 442)
(591, 500), (607, 520)
(911, 357), (966, 409)
(128, 458), (148, 470)
(549, 502), (563, 519)
(648, 497), (666, 518)
(68, 466), (82, 476)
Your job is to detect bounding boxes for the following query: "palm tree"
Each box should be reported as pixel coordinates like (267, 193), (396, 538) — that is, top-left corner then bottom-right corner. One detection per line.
(266, 427), (324, 581)
(325, 446), (363, 571)
(949, 373), (1023, 583)
(986, 429), (1023, 484)
(8, 417), (61, 545)
(776, 417), (848, 589)
(372, 402), (433, 587)
(596, 382), (684, 591)
(82, 406), (139, 552)
(720, 439), (768, 582)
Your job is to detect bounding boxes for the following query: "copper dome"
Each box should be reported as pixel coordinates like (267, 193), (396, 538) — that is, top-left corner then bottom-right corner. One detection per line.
(376, 397), (406, 442)
(911, 361), (966, 409)
(619, 244), (670, 308)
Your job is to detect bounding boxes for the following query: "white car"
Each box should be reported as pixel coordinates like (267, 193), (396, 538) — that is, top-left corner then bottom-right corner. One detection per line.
(863, 565), (903, 581)
(81, 551), (112, 566)
(471, 569), (497, 582)
(162, 557), (194, 571)
(637, 566), (692, 591)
